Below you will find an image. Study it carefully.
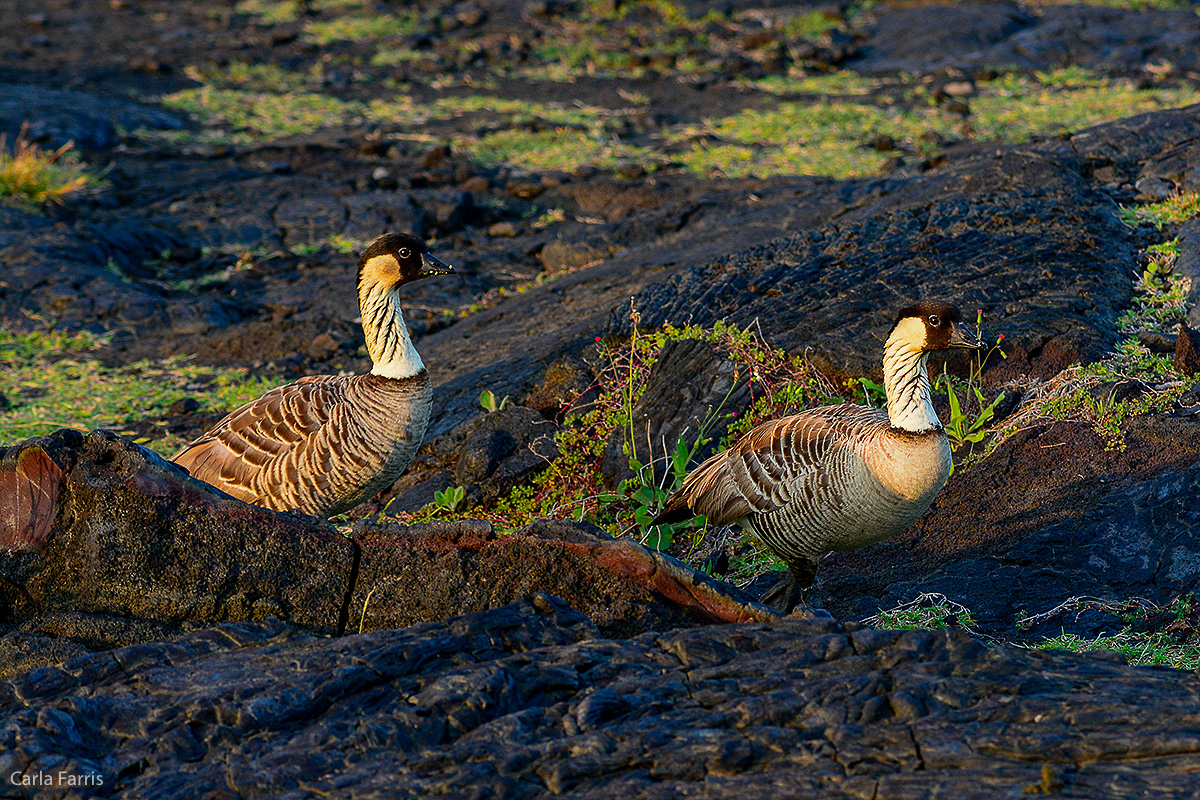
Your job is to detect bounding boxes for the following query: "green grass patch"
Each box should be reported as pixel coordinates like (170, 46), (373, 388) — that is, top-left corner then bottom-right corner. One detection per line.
(159, 86), (366, 142)
(1023, 596), (1200, 670)
(461, 129), (658, 174)
(235, 0), (362, 26)
(182, 62), (323, 94)
(1121, 191), (1200, 229)
(969, 72), (1200, 143)
(671, 99), (950, 179)
(234, 0), (302, 25)
(670, 69), (1200, 179)
(0, 132), (94, 208)
(746, 71), (883, 97)
(0, 328), (285, 455)
(303, 11), (423, 46)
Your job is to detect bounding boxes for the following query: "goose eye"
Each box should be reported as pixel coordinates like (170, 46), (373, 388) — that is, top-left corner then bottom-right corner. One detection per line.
(928, 314), (940, 327)
(398, 247), (412, 259)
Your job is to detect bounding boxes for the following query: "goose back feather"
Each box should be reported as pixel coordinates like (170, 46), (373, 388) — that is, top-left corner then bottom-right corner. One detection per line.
(173, 372), (432, 518)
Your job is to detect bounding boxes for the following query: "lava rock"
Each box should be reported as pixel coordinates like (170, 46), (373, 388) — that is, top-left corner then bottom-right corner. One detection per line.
(5, 597), (1200, 798)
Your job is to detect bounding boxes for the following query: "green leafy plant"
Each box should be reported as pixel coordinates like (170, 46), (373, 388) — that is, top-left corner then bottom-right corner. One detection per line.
(433, 485), (466, 512)
(479, 389), (511, 413)
(934, 310), (1008, 469)
(855, 376), (887, 407)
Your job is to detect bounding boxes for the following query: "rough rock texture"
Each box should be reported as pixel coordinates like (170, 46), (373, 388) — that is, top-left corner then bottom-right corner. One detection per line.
(5, 2), (1200, 793)
(4, 597), (1200, 799)
(851, 1), (1200, 75)
(622, 110), (1200, 385)
(0, 430), (777, 677)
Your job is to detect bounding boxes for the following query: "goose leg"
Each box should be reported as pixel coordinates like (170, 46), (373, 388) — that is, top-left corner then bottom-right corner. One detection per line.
(758, 558), (818, 613)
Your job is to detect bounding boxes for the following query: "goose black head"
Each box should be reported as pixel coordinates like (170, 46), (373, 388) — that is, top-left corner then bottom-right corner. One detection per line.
(889, 301), (983, 352)
(357, 232), (454, 291)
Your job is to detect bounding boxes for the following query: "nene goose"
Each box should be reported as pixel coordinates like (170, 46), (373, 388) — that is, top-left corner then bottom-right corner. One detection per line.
(172, 233), (453, 518)
(653, 301), (982, 611)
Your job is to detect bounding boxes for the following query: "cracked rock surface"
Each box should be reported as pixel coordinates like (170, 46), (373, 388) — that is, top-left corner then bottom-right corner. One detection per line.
(3, 596), (1200, 799)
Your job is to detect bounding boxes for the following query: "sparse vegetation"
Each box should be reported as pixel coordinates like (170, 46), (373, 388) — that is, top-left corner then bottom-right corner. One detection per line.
(935, 311), (1008, 471)
(1020, 596), (1200, 669)
(1121, 190), (1200, 229)
(871, 593), (1200, 669)
(0, 130), (94, 208)
(986, 191), (1200, 453)
(391, 315), (834, 560)
(866, 593), (979, 631)
(303, 11), (423, 46)
(0, 327), (284, 455)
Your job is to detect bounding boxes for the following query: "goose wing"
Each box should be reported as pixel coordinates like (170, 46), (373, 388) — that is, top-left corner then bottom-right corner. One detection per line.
(657, 405), (889, 526)
(171, 375), (348, 506)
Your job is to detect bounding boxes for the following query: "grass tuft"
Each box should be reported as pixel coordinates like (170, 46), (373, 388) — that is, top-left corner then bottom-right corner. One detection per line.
(0, 130), (93, 208)
(1121, 191), (1200, 229)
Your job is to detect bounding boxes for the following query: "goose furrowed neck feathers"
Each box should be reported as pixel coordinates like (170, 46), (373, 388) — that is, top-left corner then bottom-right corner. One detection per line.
(357, 234), (453, 379)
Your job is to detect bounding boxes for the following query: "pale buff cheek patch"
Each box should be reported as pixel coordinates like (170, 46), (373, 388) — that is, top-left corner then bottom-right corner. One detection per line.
(890, 316), (928, 351)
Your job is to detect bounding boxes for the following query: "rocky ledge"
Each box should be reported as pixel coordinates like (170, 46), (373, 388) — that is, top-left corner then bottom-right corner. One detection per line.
(3, 596), (1200, 798)
(0, 429), (777, 681)
(4, 425), (1200, 797)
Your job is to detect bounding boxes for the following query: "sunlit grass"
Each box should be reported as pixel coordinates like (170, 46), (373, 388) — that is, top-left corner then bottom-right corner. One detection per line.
(0, 328), (284, 455)
(159, 87), (366, 142)
(0, 132), (94, 208)
(1121, 191), (1200, 229)
(461, 129), (658, 173)
(969, 74), (1200, 143)
(303, 12), (422, 46)
(671, 99), (949, 178)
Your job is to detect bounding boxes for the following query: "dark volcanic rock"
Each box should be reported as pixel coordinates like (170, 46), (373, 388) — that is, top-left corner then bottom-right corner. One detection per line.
(851, 2), (1200, 76)
(1176, 216), (1200, 329)
(0, 83), (183, 151)
(852, 2), (1034, 74)
(3, 597), (1200, 798)
(1, 430), (777, 676)
(627, 137), (1141, 384)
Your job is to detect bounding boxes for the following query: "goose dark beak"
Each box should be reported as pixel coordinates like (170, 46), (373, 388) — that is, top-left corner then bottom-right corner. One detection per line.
(421, 252), (455, 277)
(949, 321), (984, 349)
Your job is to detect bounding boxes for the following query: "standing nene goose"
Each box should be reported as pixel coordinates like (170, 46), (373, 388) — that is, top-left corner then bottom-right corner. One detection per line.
(172, 233), (453, 518)
(653, 301), (982, 611)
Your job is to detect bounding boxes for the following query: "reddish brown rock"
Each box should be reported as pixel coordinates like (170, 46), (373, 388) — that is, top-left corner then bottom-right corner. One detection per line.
(351, 517), (779, 637)
(1, 430), (776, 663)
(0, 429), (355, 632)
(1175, 322), (1200, 375)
